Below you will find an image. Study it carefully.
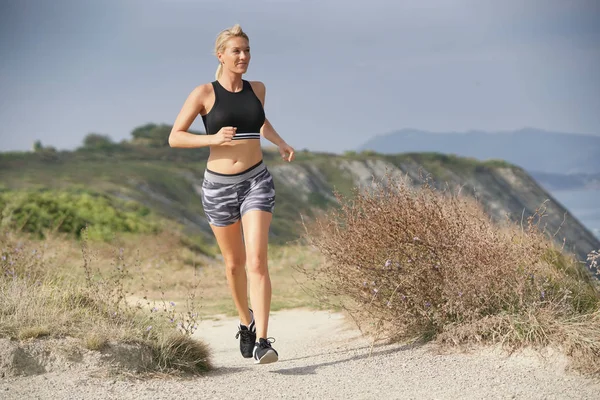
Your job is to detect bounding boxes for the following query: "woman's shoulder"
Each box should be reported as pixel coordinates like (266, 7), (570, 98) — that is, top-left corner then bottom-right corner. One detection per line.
(186, 83), (216, 106)
(191, 82), (215, 96)
(183, 83), (216, 114)
(247, 80), (266, 99)
(247, 80), (265, 90)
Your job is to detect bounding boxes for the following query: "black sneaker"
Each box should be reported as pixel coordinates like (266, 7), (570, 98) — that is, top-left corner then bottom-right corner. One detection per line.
(253, 337), (278, 364)
(235, 309), (256, 358)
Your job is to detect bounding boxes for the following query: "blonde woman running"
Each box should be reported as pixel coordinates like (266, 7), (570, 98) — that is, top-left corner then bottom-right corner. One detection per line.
(169, 24), (295, 364)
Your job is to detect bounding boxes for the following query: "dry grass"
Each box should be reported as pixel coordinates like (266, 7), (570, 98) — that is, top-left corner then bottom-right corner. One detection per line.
(195, 244), (325, 317)
(0, 229), (211, 375)
(7, 229), (323, 318)
(299, 174), (600, 376)
(84, 332), (108, 351)
(0, 224), (323, 373)
(153, 333), (212, 374)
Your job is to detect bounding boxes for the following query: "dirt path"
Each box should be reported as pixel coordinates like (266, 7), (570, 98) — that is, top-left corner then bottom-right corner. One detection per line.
(4, 309), (600, 399)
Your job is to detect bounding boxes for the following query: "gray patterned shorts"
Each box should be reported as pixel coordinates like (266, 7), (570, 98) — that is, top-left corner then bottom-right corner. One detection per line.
(200, 161), (275, 227)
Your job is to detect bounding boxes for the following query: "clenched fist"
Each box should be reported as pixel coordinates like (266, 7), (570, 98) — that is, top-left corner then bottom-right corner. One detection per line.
(212, 126), (236, 145)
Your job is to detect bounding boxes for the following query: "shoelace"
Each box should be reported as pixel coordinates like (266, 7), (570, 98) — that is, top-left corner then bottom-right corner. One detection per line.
(259, 337), (276, 348)
(235, 327), (255, 342)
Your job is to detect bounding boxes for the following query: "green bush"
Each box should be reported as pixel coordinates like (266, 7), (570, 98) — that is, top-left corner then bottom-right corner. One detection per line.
(131, 123), (172, 148)
(0, 189), (159, 241)
(82, 133), (115, 150)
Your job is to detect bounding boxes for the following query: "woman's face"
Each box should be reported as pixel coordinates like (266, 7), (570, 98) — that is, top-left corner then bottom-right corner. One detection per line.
(219, 37), (250, 75)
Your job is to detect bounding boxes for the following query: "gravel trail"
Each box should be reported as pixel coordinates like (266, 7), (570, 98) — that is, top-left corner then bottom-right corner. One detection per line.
(3, 309), (600, 399)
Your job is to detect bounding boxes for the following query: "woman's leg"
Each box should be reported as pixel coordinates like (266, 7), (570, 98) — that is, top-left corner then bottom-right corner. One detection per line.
(240, 210), (273, 339)
(210, 221), (252, 326)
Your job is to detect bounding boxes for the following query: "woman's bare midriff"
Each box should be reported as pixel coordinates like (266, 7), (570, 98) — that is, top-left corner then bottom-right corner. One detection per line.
(206, 139), (264, 174)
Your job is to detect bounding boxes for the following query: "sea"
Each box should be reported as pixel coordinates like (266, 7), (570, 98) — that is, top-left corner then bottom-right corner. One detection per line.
(549, 189), (600, 240)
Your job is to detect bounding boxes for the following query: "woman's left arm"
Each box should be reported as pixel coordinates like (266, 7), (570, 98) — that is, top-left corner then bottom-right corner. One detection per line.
(251, 81), (295, 162)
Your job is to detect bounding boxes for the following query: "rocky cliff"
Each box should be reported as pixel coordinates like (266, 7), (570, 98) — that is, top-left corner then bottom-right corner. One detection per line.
(266, 153), (599, 265)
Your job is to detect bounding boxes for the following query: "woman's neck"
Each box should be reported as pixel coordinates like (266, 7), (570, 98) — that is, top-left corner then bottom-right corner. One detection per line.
(218, 72), (244, 92)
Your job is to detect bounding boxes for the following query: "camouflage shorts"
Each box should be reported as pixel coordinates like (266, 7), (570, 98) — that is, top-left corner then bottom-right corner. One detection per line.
(200, 161), (275, 227)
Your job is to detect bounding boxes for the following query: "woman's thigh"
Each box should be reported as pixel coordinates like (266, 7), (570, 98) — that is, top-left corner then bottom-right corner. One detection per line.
(241, 210), (272, 268)
(210, 220), (246, 266)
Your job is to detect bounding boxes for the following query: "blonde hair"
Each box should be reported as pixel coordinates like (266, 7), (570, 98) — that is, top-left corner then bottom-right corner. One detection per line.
(214, 24), (250, 80)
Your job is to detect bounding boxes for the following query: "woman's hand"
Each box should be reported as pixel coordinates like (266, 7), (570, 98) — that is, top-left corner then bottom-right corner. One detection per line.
(211, 127), (236, 145)
(278, 142), (295, 162)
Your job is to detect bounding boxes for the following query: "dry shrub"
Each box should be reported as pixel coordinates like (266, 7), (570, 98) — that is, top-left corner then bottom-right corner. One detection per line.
(152, 332), (212, 374)
(301, 174), (600, 375)
(84, 331), (108, 350)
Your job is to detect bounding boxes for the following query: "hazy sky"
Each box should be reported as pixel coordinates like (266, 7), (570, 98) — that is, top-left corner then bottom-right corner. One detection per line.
(1, 0), (599, 153)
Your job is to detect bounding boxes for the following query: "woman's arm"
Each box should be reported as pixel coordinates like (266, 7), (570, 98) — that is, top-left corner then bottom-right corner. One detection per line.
(251, 81), (295, 162)
(169, 84), (224, 148)
(261, 118), (287, 147)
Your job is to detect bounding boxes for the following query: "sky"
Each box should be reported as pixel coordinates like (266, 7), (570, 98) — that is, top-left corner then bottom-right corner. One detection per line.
(0, 0), (599, 153)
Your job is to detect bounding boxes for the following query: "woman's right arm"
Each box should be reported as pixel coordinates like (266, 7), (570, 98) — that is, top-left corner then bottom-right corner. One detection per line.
(169, 85), (235, 148)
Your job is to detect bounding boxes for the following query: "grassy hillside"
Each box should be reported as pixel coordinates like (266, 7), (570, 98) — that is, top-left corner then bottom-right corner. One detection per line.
(0, 151), (503, 238)
(0, 141), (342, 247)
(1, 124), (598, 266)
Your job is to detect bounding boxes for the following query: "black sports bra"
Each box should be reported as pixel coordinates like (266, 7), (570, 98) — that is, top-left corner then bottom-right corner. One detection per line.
(201, 80), (265, 140)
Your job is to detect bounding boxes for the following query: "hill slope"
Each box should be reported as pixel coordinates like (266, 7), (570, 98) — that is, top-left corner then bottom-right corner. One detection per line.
(1, 144), (598, 265)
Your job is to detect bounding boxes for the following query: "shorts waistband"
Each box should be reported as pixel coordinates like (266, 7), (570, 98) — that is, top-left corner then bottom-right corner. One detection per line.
(204, 160), (266, 184)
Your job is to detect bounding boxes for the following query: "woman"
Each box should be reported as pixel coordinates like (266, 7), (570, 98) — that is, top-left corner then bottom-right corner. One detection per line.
(168, 24), (294, 365)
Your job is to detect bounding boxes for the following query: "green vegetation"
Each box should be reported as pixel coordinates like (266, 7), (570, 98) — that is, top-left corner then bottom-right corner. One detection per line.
(0, 189), (159, 241)
(82, 133), (117, 150)
(310, 158), (356, 197)
(130, 123), (172, 148)
(307, 191), (331, 209)
(0, 123), (525, 250)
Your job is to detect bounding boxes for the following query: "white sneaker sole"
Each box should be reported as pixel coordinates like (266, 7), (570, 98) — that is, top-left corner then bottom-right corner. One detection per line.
(254, 349), (279, 364)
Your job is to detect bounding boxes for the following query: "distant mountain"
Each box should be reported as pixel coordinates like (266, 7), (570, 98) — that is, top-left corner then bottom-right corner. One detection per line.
(357, 128), (600, 174)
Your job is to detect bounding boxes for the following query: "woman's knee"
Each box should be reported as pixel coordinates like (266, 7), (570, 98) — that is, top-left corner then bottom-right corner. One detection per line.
(224, 257), (246, 275)
(246, 254), (268, 275)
